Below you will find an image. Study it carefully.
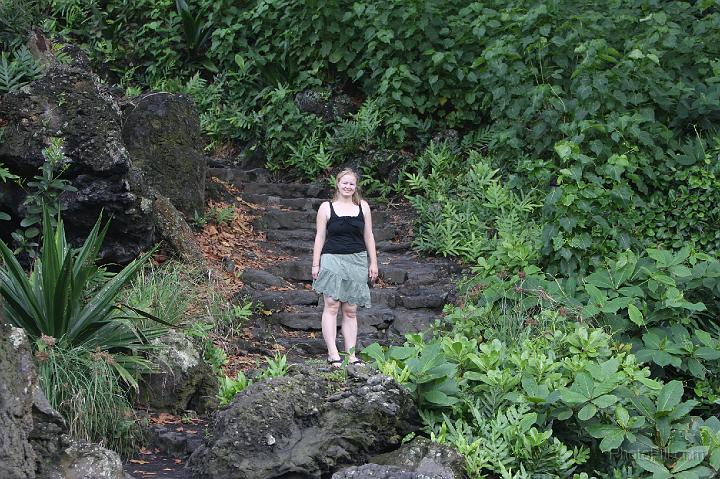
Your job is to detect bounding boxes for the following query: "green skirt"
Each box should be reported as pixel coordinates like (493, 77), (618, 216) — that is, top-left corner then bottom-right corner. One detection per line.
(312, 252), (371, 308)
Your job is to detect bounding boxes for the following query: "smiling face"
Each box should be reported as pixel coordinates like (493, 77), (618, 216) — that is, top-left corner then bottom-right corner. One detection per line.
(336, 173), (357, 198)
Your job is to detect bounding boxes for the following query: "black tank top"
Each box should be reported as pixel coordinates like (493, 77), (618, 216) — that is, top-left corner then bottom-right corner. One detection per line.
(322, 202), (366, 254)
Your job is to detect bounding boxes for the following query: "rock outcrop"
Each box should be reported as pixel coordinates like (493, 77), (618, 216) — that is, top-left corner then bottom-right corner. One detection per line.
(333, 437), (467, 479)
(0, 63), (156, 264)
(0, 324), (130, 479)
(188, 364), (419, 479)
(137, 330), (218, 414)
(0, 57), (208, 265)
(0, 325), (36, 478)
(122, 92), (206, 217)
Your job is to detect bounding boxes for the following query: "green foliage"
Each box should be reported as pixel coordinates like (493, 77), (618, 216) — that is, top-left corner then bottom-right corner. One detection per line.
(0, 208), (160, 387)
(0, 162), (19, 221)
(259, 352), (289, 379)
(216, 353), (289, 406)
(35, 341), (143, 456)
(0, 47), (43, 94)
(577, 248), (720, 394)
(363, 254), (720, 478)
(400, 144), (541, 273)
(174, 0), (212, 61)
(184, 320), (226, 376)
(121, 263), (192, 328)
(217, 370), (250, 406)
(12, 138), (77, 257)
(0, 0), (45, 50)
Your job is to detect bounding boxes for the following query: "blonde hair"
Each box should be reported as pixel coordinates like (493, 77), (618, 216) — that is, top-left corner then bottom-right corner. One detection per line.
(333, 168), (363, 205)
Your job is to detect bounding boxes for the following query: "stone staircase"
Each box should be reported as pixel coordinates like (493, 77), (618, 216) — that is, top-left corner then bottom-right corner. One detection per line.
(209, 168), (462, 355)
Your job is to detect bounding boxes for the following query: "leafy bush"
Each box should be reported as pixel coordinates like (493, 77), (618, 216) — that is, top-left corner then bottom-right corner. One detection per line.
(400, 143), (542, 273)
(11, 138), (77, 257)
(365, 318), (720, 477)
(0, 209), (160, 386)
(35, 341), (142, 456)
(0, 47), (43, 94)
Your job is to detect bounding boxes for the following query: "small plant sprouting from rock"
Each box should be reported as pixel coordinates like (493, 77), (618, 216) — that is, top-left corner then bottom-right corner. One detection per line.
(217, 370), (251, 406)
(13, 137), (77, 257)
(216, 353), (290, 406)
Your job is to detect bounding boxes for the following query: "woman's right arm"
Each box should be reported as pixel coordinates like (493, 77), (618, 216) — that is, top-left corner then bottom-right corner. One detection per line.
(312, 202), (330, 280)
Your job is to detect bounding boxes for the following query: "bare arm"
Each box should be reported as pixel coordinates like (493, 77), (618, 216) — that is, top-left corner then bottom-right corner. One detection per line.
(362, 200), (378, 281)
(312, 202), (330, 280)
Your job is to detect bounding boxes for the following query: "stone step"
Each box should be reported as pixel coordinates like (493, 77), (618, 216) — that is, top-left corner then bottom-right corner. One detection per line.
(244, 194), (326, 211)
(269, 305), (440, 335)
(209, 167), (273, 184)
(235, 287), (320, 311)
(276, 331), (401, 355)
(245, 181), (329, 200)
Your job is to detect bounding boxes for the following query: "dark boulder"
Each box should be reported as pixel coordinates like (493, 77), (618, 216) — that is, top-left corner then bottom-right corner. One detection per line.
(188, 364), (419, 479)
(366, 437), (467, 479)
(137, 330), (218, 414)
(0, 63), (156, 264)
(332, 437), (466, 479)
(122, 93), (206, 217)
(0, 325), (37, 479)
(0, 324), (130, 479)
(295, 90), (354, 123)
(331, 464), (432, 479)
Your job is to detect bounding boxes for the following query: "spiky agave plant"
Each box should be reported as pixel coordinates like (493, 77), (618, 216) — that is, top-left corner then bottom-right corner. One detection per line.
(0, 207), (164, 387)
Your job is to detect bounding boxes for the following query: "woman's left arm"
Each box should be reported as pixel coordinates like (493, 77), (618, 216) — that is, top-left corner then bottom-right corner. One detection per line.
(362, 200), (378, 282)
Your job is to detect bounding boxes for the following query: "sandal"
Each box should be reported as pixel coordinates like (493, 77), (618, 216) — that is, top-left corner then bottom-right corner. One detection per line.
(349, 359), (364, 366)
(327, 358), (343, 368)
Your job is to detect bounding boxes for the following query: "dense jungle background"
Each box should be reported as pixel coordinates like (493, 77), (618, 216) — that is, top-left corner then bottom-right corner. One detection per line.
(2, 0), (720, 478)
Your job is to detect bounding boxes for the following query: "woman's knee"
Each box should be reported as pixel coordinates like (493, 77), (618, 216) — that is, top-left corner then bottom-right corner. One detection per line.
(341, 303), (358, 319)
(324, 296), (341, 312)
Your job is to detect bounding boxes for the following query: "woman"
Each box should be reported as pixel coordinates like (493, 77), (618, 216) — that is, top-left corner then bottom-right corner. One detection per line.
(311, 168), (378, 367)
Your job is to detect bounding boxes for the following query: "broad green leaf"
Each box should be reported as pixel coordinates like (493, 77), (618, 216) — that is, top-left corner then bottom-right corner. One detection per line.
(578, 403), (597, 420)
(635, 454), (670, 475)
(423, 389), (458, 407)
(593, 394), (619, 408)
(671, 446), (708, 472)
(656, 381), (683, 412)
(628, 304), (644, 326)
(599, 429), (625, 452)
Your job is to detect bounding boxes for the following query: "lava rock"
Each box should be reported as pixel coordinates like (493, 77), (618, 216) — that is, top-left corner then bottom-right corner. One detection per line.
(0, 325), (37, 479)
(188, 364), (419, 478)
(369, 437), (467, 479)
(295, 90), (354, 122)
(0, 63), (156, 264)
(122, 92), (206, 216)
(0, 324), (131, 479)
(332, 464), (432, 479)
(137, 330), (218, 414)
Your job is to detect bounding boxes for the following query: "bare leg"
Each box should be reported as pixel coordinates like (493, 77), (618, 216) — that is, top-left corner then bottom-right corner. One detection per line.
(341, 302), (358, 361)
(322, 295), (341, 360)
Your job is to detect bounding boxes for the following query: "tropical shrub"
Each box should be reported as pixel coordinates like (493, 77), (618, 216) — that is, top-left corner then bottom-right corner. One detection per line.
(401, 143), (542, 273)
(0, 209), (170, 452)
(364, 316), (720, 477)
(0, 209), (161, 385)
(11, 138), (77, 257)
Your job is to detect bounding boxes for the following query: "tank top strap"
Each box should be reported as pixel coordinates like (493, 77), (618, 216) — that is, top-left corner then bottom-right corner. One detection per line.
(329, 201), (337, 218)
(357, 203), (363, 217)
